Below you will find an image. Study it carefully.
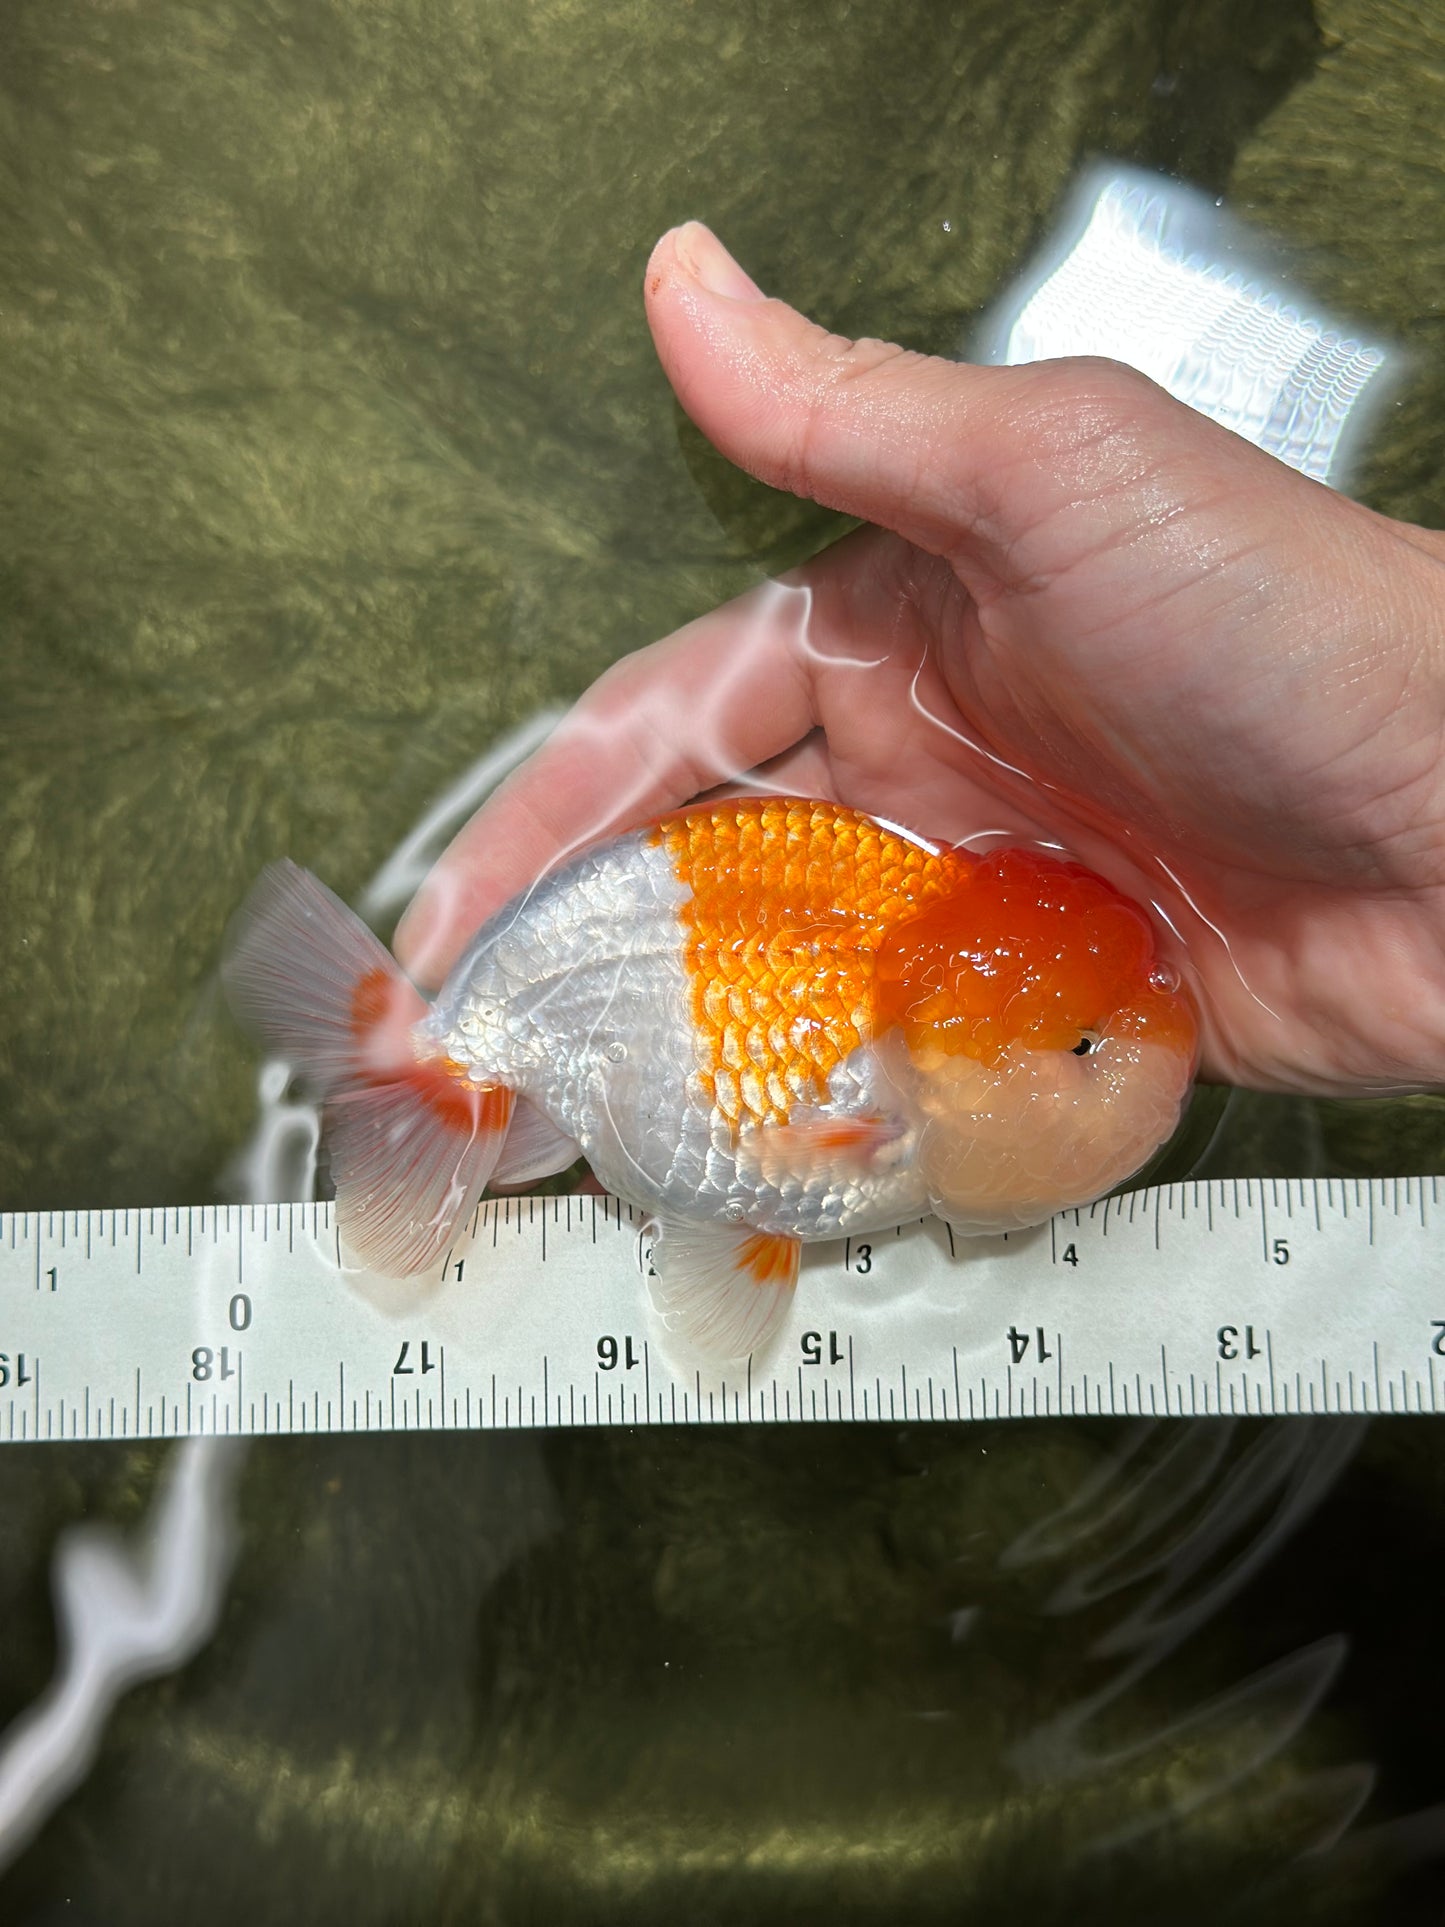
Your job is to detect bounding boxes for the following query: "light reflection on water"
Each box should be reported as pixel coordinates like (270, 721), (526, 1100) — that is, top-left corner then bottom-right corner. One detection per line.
(4, 734), (1444, 1911)
(1004, 1419), (1369, 1836)
(0, 720), (568, 1878)
(0, 1437), (243, 1874)
(3, 0), (1445, 1915)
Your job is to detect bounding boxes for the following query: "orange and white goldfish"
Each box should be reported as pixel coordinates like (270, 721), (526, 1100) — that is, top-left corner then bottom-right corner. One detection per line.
(224, 797), (1196, 1360)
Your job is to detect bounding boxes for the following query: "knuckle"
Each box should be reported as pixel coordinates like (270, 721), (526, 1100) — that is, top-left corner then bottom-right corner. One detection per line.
(1002, 356), (1172, 456)
(780, 332), (922, 496)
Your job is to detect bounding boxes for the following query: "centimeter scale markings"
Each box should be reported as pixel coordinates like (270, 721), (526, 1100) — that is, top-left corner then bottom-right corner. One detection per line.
(2, 1179), (1445, 1443)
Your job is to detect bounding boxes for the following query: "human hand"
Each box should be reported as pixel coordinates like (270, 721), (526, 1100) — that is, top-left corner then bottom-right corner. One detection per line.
(395, 221), (1445, 1096)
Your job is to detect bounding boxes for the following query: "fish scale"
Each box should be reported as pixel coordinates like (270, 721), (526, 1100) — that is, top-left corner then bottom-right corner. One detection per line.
(653, 798), (961, 1131)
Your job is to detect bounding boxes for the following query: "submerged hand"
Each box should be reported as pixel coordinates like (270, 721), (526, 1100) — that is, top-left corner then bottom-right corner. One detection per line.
(396, 221), (1445, 1095)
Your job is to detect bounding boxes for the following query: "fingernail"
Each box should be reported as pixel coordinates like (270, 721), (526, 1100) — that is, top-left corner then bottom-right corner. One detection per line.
(674, 221), (765, 301)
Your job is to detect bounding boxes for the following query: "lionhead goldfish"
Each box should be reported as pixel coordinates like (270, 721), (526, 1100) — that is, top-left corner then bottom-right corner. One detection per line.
(224, 798), (1196, 1360)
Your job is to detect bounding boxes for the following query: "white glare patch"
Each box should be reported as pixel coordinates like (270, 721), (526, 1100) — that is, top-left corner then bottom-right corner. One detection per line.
(868, 812), (941, 856)
(974, 165), (1395, 488)
(222, 1062), (321, 1206)
(0, 1441), (244, 1872)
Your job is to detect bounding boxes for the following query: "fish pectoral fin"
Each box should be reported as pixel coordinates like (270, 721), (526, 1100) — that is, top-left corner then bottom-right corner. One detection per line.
(491, 1098), (580, 1186)
(745, 1108), (907, 1186)
(646, 1217), (800, 1363)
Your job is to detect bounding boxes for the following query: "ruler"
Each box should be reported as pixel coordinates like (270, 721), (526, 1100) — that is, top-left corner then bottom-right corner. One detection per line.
(2, 1179), (1443, 1442)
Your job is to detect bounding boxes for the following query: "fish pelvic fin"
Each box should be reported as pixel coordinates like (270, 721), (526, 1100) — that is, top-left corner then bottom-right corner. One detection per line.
(646, 1215), (800, 1363)
(223, 859), (513, 1276)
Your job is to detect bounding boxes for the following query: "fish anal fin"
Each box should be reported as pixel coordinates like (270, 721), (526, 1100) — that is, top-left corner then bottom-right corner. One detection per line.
(647, 1217), (800, 1363)
(491, 1097), (581, 1187)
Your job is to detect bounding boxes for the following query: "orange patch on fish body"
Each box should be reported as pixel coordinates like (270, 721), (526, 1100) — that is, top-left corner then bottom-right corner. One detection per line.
(776, 1114), (888, 1153)
(654, 801), (1196, 1135)
(652, 799), (963, 1127)
(875, 847), (1197, 1063)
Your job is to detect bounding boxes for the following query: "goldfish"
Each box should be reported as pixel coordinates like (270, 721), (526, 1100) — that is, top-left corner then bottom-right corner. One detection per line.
(223, 797), (1196, 1360)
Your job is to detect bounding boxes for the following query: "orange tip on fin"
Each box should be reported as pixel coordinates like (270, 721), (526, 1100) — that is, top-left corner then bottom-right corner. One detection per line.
(646, 1217), (800, 1362)
(223, 859), (426, 1091)
(329, 1073), (514, 1278)
(223, 858), (517, 1277)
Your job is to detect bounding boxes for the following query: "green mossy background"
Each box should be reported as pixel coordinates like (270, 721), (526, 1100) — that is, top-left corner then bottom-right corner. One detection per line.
(3, 0), (1445, 1919)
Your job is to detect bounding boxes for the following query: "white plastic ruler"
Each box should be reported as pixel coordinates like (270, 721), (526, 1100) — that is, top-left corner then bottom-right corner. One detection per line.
(2, 1178), (1443, 1442)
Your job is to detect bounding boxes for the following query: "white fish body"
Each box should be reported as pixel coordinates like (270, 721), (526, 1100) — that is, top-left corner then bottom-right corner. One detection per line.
(225, 798), (1196, 1361)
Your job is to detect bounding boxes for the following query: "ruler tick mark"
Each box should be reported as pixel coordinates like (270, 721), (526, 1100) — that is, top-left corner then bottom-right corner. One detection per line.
(5, 1186), (1445, 1439)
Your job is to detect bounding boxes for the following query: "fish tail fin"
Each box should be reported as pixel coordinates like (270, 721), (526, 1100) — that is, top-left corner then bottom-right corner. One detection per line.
(223, 859), (513, 1275)
(223, 859), (425, 1094)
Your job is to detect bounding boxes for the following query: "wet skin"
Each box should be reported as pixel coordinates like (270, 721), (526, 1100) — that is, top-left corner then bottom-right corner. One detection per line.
(397, 222), (1445, 1101)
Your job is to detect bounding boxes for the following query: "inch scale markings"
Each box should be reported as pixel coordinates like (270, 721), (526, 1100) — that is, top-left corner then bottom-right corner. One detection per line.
(2, 1180), (1444, 1442)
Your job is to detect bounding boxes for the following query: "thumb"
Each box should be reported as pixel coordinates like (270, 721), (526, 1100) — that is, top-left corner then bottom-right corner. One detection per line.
(644, 222), (1279, 580)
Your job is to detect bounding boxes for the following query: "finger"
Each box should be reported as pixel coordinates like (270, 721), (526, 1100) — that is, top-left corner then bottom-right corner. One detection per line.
(396, 522), (945, 985)
(643, 222), (1271, 587)
(394, 575), (822, 985)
